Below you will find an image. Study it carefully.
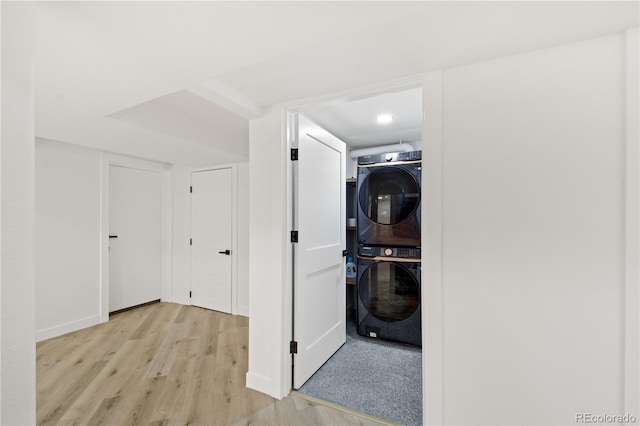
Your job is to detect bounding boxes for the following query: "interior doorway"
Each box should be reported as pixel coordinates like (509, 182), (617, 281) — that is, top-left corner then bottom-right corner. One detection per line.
(288, 83), (424, 425)
(100, 154), (172, 322)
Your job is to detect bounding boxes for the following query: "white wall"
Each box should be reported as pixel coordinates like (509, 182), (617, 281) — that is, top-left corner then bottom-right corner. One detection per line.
(247, 29), (639, 423)
(35, 139), (102, 340)
(422, 70), (444, 425)
(433, 32), (633, 425)
(624, 26), (640, 421)
(0, 2), (36, 423)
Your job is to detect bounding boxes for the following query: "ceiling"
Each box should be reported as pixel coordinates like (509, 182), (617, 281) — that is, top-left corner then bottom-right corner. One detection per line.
(300, 86), (423, 148)
(33, 1), (639, 166)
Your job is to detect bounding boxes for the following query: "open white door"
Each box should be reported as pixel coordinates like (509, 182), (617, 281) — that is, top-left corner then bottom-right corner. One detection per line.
(190, 168), (233, 313)
(293, 114), (347, 388)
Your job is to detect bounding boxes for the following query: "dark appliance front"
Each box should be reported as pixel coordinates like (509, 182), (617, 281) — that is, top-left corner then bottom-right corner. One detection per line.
(356, 245), (421, 346)
(357, 151), (421, 247)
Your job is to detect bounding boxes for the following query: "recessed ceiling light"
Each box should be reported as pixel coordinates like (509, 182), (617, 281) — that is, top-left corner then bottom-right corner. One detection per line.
(376, 114), (393, 124)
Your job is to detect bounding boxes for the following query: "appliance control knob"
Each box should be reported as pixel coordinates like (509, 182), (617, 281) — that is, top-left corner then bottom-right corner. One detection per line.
(385, 154), (393, 162)
(384, 248), (393, 256)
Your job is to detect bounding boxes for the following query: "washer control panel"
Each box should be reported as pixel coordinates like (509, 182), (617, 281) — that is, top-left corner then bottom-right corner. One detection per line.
(358, 150), (422, 165)
(358, 246), (421, 259)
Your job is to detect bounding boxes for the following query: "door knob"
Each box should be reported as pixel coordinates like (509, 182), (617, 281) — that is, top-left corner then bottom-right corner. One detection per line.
(218, 250), (231, 255)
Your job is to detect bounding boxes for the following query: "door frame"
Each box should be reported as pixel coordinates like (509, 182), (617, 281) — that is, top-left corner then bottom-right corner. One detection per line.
(624, 27), (640, 418)
(99, 153), (173, 323)
(281, 75), (436, 412)
(190, 164), (240, 315)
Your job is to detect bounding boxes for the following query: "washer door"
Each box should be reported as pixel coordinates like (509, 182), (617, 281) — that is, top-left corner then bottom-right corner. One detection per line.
(358, 261), (420, 322)
(358, 166), (420, 225)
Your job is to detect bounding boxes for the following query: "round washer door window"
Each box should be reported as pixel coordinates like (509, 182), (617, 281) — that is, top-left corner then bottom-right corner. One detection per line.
(358, 166), (420, 225)
(358, 262), (420, 322)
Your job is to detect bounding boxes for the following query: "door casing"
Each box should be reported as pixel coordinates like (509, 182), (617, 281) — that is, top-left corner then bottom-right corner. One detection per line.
(282, 76), (429, 402)
(99, 154), (173, 323)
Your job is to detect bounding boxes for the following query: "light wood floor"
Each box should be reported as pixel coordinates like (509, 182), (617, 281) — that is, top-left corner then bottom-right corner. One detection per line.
(37, 302), (383, 426)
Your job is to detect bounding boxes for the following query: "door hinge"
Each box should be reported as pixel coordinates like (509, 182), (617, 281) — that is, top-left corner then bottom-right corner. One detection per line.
(290, 148), (299, 161)
(189, 291), (192, 298)
(291, 231), (298, 243)
(190, 186), (192, 193)
(290, 340), (298, 354)
(190, 238), (192, 246)
(342, 249), (349, 257)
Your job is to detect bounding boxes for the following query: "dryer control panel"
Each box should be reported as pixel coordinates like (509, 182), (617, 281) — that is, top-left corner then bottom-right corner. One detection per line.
(358, 246), (421, 259)
(358, 150), (422, 165)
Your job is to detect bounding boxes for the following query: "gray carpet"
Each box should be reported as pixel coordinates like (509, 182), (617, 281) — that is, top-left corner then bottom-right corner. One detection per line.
(297, 320), (422, 425)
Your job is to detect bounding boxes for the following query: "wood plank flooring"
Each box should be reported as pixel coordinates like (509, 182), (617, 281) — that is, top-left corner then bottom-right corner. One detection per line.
(37, 303), (382, 426)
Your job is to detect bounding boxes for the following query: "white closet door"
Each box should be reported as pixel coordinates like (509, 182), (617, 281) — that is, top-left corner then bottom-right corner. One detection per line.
(190, 168), (233, 313)
(293, 114), (347, 388)
(109, 165), (163, 312)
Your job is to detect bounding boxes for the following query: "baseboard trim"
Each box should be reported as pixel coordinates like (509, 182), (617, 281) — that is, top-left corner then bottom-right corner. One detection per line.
(109, 299), (161, 316)
(36, 314), (102, 342)
(246, 372), (276, 397)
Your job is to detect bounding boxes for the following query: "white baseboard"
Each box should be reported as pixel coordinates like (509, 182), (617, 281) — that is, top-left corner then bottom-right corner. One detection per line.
(36, 314), (102, 342)
(246, 372), (280, 398)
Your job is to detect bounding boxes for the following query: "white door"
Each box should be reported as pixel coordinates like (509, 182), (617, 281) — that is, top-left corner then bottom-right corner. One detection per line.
(190, 168), (233, 313)
(109, 165), (163, 312)
(293, 114), (347, 388)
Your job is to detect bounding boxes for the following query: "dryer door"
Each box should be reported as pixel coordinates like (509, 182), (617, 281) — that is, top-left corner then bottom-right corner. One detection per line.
(358, 166), (420, 226)
(357, 165), (421, 246)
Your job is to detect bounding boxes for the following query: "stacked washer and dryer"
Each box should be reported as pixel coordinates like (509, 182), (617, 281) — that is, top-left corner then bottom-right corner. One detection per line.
(356, 151), (422, 346)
